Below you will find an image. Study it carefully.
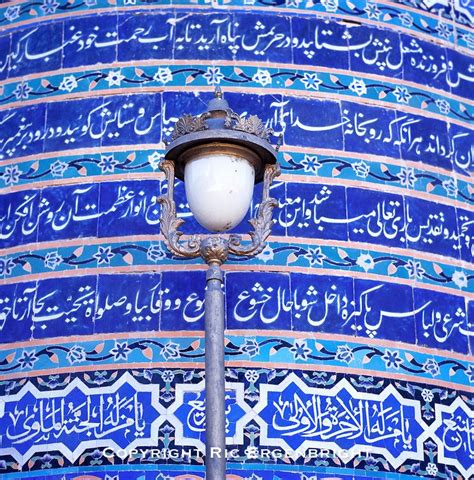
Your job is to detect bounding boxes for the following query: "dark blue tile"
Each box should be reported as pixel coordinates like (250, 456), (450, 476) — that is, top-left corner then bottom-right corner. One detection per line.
(0, 190), (40, 248)
(401, 35), (449, 91)
(98, 180), (160, 237)
(291, 273), (355, 335)
(95, 273), (161, 333)
(342, 102), (401, 159)
(284, 182), (348, 240)
(0, 283), (18, 342)
(285, 98), (343, 150)
(0, 282), (34, 343)
(0, 104), (46, 160)
(100, 94), (162, 147)
(63, 14), (117, 67)
(226, 271), (291, 330)
(10, 22), (63, 77)
(162, 89), (206, 119)
(446, 48), (474, 101)
(414, 288), (468, 354)
(271, 473), (299, 480)
(0, 33), (10, 81)
(32, 276), (97, 338)
(44, 97), (104, 152)
(232, 12), (292, 63)
(118, 12), (174, 62)
(0, 109), (17, 160)
(38, 184), (100, 242)
(228, 91), (285, 138)
(347, 188), (406, 248)
(354, 279), (415, 343)
(160, 271), (205, 330)
(349, 26), (402, 78)
(457, 207), (474, 263)
(405, 197), (459, 258)
(174, 13), (234, 61)
(467, 300), (474, 356)
(449, 123), (474, 175)
(397, 111), (451, 170)
(292, 17), (349, 69)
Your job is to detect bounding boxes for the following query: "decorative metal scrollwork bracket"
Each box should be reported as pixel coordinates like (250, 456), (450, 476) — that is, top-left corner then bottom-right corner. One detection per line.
(157, 159), (281, 266)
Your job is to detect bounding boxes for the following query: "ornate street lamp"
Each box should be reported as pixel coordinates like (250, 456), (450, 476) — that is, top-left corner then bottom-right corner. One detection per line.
(158, 88), (280, 479)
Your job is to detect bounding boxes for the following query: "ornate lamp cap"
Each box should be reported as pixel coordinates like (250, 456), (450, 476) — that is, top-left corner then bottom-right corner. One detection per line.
(206, 86), (230, 112)
(164, 88), (278, 182)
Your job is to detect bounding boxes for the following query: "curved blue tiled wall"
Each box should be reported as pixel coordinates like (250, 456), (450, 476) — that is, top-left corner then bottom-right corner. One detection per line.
(0, 0), (473, 479)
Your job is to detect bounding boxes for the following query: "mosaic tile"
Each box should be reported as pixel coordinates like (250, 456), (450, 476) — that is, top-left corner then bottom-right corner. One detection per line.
(413, 287), (469, 354)
(0, 32), (10, 81)
(9, 22), (63, 77)
(32, 275), (97, 339)
(226, 271), (292, 330)
(98, 180), (160, 238)
(348, 25), (403, 79)
(95, 273), (162, 333)
(0, 91), (471, 176)
(396, 110), (453, 171)
(447, 46), (474, 101)
(0, 282), (33, 344)
(457, 206), (474, 263)
(292, 15), (349, 70)
(284, 97), (344, 150)
(160, 270), (206, 331)
(0, 368), (472, 477)
(117, 12), (174, 62)
(0, 2), (472, 479)
(449, 122), (474, 175)
(284, 182), (348, 240)
(404, 196), (460, 259)
(39, 183), (100, 242)
(346, 188), (406, 248)
(63, 13), (118, 68)
(342, 101), (402, 159)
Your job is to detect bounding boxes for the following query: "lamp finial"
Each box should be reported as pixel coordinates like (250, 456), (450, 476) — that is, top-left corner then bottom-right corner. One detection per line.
(214, 85), (223, 99)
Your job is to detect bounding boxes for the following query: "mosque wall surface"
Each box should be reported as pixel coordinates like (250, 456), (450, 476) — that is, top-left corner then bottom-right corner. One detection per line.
(0, 0), (473, 479)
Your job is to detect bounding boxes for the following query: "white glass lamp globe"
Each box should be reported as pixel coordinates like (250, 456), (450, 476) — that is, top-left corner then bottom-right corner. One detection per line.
(182, 143), (258, 232)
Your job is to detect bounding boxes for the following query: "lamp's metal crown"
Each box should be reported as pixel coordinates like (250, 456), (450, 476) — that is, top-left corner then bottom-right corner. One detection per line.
(170, 87), (273, 143)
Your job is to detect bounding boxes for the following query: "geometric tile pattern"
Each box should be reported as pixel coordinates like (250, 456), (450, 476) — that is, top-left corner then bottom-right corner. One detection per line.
(0, 368), (473, 477)
(254, 373), (429, 468)
(169, 380), (252, 450)
(0, 372), (164, 465)
(431, 396), (474, 478)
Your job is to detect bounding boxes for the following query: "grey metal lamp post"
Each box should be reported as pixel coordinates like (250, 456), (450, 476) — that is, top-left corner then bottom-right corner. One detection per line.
(158, 88), (280, 479)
